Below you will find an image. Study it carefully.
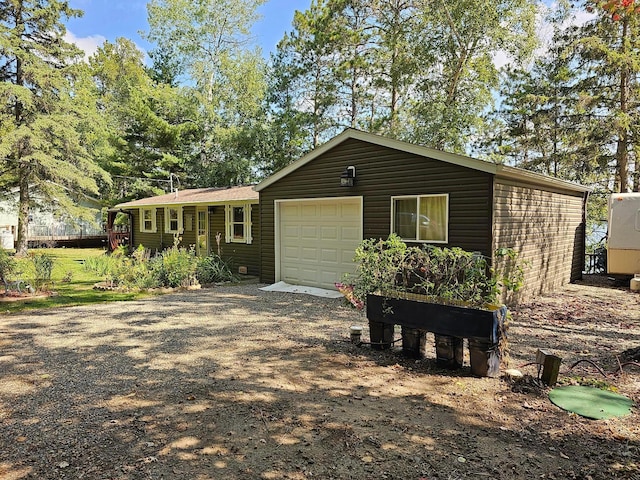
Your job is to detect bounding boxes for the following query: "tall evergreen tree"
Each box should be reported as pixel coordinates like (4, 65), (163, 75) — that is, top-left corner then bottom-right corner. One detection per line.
(0, 0), (109, 255)
(89, 38), (198, 201)
(577, 2), (640, 192)
(488, 2), (640, 193)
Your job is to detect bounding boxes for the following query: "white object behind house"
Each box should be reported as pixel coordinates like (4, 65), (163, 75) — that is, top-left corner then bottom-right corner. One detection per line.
(608, 193), (640, 275)
(0, 230), (14, 249)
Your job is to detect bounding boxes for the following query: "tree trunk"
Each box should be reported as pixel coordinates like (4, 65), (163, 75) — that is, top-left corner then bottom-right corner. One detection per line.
(14, 1), (29, 257)
(616, 17), (630, 193)
(16, 167), (30, 257)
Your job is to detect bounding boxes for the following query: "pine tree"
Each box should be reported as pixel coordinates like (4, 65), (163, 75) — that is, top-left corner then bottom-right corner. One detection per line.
(0, 0), (109, 255)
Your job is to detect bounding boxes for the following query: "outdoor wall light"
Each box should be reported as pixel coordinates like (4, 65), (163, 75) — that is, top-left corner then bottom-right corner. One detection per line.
(340, 166), (356, 187)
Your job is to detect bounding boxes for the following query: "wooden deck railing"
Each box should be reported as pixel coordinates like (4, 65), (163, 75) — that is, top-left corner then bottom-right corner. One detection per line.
(108, 230), (130, 251)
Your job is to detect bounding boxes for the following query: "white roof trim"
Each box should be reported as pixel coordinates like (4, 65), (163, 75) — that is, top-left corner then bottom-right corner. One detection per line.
(254, 128), (590, 194)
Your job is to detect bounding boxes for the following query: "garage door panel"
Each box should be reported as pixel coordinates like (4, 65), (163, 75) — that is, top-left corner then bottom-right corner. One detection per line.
(321, 226), (338, 240)
(341, 226), (360, 241)
(301, 225), (318, 238)
(341, 203), (360, 216)
(281, 204), (299, 217)
(283, 225), (299, 238)
(320, 248), (338, 263)
(320, 204), (338, 217)
(341, 249), (356, 263)
(282, 265), (299, 278)
(300, 268), (319, 283)
(279, 198), (362, 289)
(283, 245), (300, 260)
(301, 247), (318, 261)
(320, 270), (341, 285)
(302, 205), (317, 217)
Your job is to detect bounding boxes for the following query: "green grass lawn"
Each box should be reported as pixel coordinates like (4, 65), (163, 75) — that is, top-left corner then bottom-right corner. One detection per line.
(2, 248), (148, 314)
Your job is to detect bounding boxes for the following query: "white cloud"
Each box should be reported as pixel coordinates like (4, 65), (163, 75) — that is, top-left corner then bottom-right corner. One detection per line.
(64, 31), (106, 61)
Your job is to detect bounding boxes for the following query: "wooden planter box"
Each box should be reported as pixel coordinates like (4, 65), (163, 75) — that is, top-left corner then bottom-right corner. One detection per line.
(366, 292), (507, 377)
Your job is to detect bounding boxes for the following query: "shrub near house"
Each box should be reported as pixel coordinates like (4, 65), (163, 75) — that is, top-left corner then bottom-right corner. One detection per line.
(343, 235), (526, 377)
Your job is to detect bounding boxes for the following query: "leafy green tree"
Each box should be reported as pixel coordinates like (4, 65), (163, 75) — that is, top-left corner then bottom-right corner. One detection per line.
(267, 0), (539, 155)
(145, 0), (268, 187)
(408, 0), (538, 152)
(489, 2), (640, 194)
(89, 38), (198, 200)
(0, 0), (110, 255)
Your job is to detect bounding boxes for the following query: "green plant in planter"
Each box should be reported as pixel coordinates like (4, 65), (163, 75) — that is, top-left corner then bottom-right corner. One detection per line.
(350, 237), (529, 374)
(344, 234), (527, 308)
(196, 254), (237, 284)
(344, 234), (407, 306)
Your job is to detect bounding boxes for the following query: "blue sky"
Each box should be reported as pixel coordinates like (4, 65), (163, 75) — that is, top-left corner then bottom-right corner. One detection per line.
(65, 0), (312, 60)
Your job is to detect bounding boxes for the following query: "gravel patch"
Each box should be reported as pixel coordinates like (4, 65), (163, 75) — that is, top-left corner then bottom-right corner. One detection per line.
(0, 282), (638, 479)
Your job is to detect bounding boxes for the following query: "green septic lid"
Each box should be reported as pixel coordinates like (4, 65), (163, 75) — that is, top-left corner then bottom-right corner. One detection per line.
(549, 386), (634, 420)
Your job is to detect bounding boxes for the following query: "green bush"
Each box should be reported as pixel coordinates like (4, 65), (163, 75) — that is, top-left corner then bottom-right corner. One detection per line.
(84, 244), (203, 290)
(346, 233), (407, 304)
(150, 245), (198, 288)
(196, 254), (237, 284)
(0, 248), (17, 287)
(29, 251), (54, 291)
(344, 234), (527, 307)
(83, 253), (120, 277)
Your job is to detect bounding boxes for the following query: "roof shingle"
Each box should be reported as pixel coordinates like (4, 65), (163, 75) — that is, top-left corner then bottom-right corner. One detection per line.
(112, 186), (258, 210)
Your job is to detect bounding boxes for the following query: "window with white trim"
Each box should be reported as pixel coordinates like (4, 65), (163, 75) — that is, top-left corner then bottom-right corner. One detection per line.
(164, 206), (183, 234)
(391, 194), (448, 243)
(140, 207), (157, 233)
(225, 204), (252, 244)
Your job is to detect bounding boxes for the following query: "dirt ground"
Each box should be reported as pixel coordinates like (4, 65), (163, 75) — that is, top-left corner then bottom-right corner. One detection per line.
(0, 277), (639, 480)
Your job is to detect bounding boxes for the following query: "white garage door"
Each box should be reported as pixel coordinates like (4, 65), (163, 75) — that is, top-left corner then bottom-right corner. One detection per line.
(278, 197), (363, 290)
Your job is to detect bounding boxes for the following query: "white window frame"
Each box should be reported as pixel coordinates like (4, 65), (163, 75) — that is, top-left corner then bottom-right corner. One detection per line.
(391, 194), (449, 244)
(140, 207), (157, 233)
(164, 206), (183, 234)
(225, 203), (253, 244)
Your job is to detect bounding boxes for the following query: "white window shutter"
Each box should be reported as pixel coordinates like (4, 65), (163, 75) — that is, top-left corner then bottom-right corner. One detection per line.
(245, 204), (252, 244)
(224, 205), (231, 243)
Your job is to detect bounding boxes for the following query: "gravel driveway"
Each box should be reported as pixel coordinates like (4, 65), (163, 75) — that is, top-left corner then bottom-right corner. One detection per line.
(1, 282), (638, 479)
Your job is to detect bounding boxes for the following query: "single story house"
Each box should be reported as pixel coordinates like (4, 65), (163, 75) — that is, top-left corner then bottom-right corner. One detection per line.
(255, 128), (591, 300)
(109, 186), (260, 275)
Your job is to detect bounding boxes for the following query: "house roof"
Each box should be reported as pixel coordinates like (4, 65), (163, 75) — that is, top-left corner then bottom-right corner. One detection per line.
(254, 128), (591, 194)
(111, 185), (258, 210)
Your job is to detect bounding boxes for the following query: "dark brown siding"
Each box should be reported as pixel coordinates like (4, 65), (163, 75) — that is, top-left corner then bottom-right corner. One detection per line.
(127, 205), (260, 276)
(210, 204), (261, 276)
(493, 180), (586, 301)
(259, 138), (493, 284)
(180, 206), (197, 248)
(129, 207), (186, 251)
(130, 208), (163, 251)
